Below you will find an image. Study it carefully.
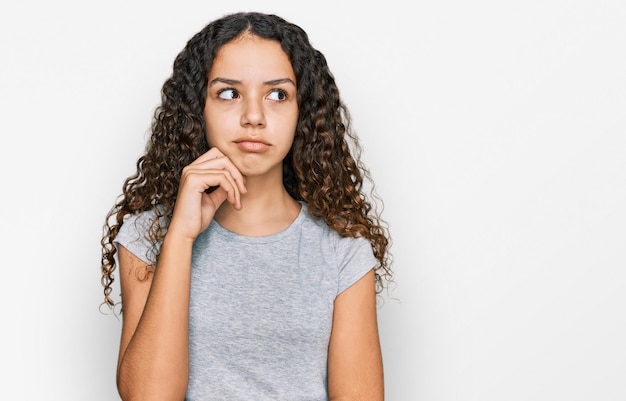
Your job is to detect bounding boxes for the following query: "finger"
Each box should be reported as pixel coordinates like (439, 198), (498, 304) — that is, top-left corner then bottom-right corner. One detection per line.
(191, 154), (247, 195)
(210, 169), (242, 208)
(204, 185), (229, 210)
(189, 147), (225, 165)
(184, 167), (241, 207)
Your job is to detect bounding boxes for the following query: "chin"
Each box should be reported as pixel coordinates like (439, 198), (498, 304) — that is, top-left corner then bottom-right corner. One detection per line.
(239, 162), (283, 179)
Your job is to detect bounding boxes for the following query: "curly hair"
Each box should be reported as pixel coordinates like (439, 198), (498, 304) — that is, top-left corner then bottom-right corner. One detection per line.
(101, 11), (393, 310)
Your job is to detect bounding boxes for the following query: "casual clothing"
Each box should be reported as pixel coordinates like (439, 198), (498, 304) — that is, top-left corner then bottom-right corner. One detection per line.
(115, 203), (376, 400)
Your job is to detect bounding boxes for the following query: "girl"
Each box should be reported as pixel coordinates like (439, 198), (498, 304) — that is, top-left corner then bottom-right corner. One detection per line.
(101, 11), (392, 401)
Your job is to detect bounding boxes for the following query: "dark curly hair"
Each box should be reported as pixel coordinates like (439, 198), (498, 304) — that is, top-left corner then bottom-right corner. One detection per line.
(101, 11), (393, 311)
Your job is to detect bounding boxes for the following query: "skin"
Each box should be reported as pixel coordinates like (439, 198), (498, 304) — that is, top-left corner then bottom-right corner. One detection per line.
(116, 34), (383, 400)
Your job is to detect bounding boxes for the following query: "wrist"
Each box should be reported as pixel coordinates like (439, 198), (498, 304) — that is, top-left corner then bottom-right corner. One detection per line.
(162, 230), (197, 249)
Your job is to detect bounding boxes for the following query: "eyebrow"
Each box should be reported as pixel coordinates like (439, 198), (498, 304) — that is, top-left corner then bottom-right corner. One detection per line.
(208, 77), (296, 87)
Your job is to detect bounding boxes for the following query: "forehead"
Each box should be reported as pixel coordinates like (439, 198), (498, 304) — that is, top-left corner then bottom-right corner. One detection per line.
(210, 34), (295, 80)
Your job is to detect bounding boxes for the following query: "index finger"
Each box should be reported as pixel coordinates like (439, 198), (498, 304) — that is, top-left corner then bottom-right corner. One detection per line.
(190, 148), (247, 194)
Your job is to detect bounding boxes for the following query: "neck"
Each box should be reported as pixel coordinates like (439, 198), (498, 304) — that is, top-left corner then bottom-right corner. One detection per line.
(214, 174), (301, 236)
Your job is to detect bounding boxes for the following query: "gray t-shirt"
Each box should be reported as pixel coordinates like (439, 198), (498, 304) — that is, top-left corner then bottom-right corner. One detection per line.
(115, 203), (377, 400)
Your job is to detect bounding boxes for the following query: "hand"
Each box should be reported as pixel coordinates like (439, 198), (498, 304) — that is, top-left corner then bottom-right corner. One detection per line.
(167, 148), (247, 241)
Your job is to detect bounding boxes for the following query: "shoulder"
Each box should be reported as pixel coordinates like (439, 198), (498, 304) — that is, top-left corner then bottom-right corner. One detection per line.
(300, 203), (372, 253)
(299, 203), (376, 292)
(115, 207), (167, 266)
(117, 208), (162, 239)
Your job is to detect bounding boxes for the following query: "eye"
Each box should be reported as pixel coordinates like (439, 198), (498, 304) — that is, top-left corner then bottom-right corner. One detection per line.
(267, 89), (288, 101)
(217, 88), (239, 100)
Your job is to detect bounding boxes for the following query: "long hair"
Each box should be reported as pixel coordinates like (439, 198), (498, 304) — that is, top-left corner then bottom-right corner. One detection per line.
(101, 12), (393, 310)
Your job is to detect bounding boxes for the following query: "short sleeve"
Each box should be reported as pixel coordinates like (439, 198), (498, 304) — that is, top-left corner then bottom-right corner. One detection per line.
(336, 236), (378, 295)
(114, 210), (161, 266)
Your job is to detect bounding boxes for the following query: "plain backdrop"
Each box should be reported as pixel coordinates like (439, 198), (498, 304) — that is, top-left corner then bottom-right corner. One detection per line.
(1, 0), (625, 400)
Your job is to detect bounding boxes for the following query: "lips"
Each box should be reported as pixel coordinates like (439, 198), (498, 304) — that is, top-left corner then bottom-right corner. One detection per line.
(234, 138), (270, 153)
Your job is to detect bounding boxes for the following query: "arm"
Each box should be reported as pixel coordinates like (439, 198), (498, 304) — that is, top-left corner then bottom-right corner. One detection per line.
(116, 148), (246, 401)
(327, 269), (384, 400)
(116, 236), (193, 401)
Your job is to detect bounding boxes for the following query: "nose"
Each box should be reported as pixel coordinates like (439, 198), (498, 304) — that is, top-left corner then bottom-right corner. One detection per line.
(240, 97), (266, 128)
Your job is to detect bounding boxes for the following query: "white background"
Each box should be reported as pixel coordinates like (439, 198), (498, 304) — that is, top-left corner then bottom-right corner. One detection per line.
(1, 0), (625, 400)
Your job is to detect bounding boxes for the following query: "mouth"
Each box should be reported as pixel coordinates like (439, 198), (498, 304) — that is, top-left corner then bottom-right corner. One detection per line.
(234, 137), (269, 145)
(234, 138), (270, 153)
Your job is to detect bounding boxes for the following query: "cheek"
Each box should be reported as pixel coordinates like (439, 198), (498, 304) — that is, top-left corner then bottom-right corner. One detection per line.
(203, 111), (229, 146)
(284, 107), (299, 134)
(203, 123), (214, 146)
(203, 109), (212, 143)
(204, 125), (224, 149)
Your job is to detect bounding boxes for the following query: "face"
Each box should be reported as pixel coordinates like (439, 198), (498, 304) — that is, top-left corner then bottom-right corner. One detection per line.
(204, 34), (298, 178)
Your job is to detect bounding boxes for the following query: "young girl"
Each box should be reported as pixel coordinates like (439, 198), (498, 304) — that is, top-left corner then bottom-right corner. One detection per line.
(101, 11), (392, 401)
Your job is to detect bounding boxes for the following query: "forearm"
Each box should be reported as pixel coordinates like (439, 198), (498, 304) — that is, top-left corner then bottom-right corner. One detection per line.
(117, 235), (193, 401)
